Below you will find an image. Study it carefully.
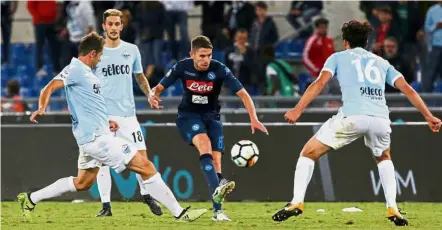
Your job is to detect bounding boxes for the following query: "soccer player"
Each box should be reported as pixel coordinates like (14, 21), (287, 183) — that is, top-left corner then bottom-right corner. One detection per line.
(17, 32), (207, 222)
(272, 20), (441, 226)
(151, 35), (268, 221)
(92, 9), (161, 217)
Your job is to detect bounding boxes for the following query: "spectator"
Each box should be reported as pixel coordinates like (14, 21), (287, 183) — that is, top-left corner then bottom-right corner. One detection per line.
(423, 2), (442, 92)
(120, 8), (136, 44)
(1, 79), (29, 113)
(224, 29), (256, 93)
(195, 1), (231, 49)
(162, 0), (193, 61)
(382, 37), (414, 93)
(224, 1), (255, 41)
(250, 1), (279, 51)
(302, 18), (335, 78)
(27, 0), (61, 76)
(368, 6), (401, 55)
(1, 1), (18, 66)
(262, 46), (298, 96)
(391, 1), (424, 70)
(65, 1), (95, 62)
(286, 1), (323, 38)
(135, 1), (166, 87)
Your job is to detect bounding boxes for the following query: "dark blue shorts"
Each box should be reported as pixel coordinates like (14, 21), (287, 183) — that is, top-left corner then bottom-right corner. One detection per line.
(176, 112), (224, 152)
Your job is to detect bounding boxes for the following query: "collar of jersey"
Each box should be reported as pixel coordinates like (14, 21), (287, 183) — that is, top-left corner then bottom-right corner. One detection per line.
(71, 58), (92, 72)
(104, 42), (123, 50)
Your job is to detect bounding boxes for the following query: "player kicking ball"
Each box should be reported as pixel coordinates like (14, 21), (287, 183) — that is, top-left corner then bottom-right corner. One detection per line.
(17, 32), (207, 222)
(151, 35), (268, 221)
(272, 20), (441, 226)
(92, 9), (162, 217)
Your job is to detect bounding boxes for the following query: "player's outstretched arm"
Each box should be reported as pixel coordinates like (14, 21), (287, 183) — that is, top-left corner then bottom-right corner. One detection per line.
(236, 89), (269, 135)
(285, 71), (331, 124)
(30, 79), (65, 123)
(135, 73), (162, 109)
(395, 77), (441, 132)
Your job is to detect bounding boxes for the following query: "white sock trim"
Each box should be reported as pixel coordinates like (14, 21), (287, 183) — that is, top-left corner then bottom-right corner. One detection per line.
(297, 156), (315, 168)
(143, 172), (161, 184)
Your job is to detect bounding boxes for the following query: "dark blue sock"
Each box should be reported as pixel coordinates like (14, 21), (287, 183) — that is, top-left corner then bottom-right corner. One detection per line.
(103, 202), (111, 209)
(199, 154), (221, 211)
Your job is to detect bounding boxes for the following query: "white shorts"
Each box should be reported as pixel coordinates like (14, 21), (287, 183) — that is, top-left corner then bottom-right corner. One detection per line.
(77, 134), (137, 173)
(315, 112), (392, 157)
(109, 115), (147, 151)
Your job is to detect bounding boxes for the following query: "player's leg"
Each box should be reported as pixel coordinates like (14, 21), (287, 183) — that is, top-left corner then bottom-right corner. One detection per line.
(102, 134), (207, 222)
(365, 117), (408, 226)
(96, 165), (112, 216)
(206, 116), (234, 221)
(116, 116), (162, 216)
(18, 168), (99, 220)
(273, 114), (365, 222)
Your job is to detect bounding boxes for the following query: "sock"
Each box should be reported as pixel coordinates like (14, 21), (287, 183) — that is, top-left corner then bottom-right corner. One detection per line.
(30, 176), (76, 204)
(103, 202), (111, 209)
(378, 160), (398, 211)
(291, 156), (315, 205)
(136, 173), (149, 196)
(143, 173), (184, 217)
(217, 173), (224, 181)
(97, 166), (112, 203)
(199, 154), (221, 211)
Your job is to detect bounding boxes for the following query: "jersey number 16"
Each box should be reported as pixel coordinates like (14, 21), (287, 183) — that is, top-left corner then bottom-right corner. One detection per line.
(351, 59), (381, 84)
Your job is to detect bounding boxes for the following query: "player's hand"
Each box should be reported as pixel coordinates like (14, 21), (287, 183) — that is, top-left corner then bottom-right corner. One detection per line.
(251, 119), (269, 135)
(109, 120), (120, 132)
(30, 108), (46, 123)
(148, 92), (163, 109)
(285, 108), (301, 124)
(425, 116), (441, 133)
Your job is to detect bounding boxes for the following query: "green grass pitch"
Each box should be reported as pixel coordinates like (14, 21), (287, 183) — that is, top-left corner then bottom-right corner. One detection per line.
(2, 202), (442, 229)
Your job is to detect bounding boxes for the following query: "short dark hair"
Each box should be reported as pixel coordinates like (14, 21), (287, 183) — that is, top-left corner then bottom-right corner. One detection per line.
(191, 35), (213, 50)
(6, 79), (20, 96)
(384, 36), (398, 44)
(103, 9), (123, 23)
(377, 5), (392, 14)
(78, 32), (106, 56)
(314, 18), (329, 28)
(255, 1), (268, 10)
(341, 20), (373, 48)
(236, 28), (248, 34)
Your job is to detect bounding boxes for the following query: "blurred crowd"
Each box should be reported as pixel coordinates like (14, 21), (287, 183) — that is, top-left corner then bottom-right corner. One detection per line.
(1, 1), (442, 112)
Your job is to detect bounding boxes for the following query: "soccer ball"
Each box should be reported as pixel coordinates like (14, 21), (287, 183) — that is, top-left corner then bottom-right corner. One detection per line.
(231, 140), (259, 167)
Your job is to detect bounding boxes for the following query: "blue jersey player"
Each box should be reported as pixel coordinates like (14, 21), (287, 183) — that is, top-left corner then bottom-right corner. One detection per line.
(272, 20), (441, 226)
(152, 36), (268, 221)
(17, 32), (208, 222)
(93, 9), (162, 217)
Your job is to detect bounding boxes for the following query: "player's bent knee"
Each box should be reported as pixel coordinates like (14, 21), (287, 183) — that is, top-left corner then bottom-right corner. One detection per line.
(73, 177), (94, 191)
(375, 148), (391, 164)
(193, 134), (212, 154)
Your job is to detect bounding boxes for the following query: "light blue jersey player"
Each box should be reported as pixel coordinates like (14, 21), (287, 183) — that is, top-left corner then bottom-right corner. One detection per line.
(93, 9), (162, 217)
(273, 20), (441, 226)
(19, 32), (207, 222)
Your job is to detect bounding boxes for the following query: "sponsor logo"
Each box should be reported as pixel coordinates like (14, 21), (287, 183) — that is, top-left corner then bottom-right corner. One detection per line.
(360, 86), (383, 100)
(184, 71), (196, 76)
(102, 64), (131, 76)
(186, 80), (214, 94)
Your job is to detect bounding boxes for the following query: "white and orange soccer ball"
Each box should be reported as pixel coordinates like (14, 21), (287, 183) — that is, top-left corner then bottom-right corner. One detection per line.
(230, 140), (259, 167)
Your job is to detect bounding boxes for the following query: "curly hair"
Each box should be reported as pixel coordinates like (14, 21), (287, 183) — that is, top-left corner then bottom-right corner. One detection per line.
(341, 20), (373, 48)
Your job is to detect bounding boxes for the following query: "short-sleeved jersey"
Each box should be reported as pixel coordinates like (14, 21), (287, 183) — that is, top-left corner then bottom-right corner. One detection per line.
(54, 58), (110, 145)
(94, 41), (143, 117)
(159, 59), (243, 113)
(321, 47), (403, 119)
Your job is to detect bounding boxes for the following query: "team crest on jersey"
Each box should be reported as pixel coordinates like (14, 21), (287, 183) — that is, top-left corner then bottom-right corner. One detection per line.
(122, 144), (131, 154)
(207, 72), (216, 80)
(121, 50), (131, 60)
